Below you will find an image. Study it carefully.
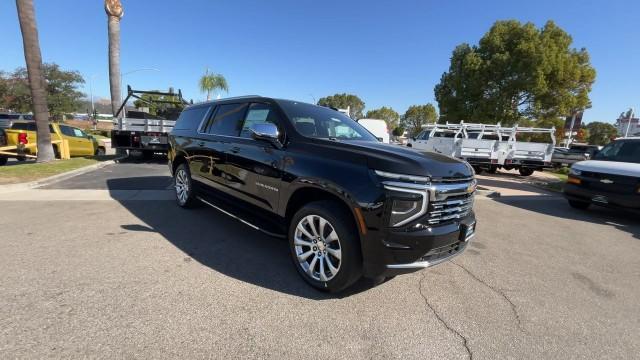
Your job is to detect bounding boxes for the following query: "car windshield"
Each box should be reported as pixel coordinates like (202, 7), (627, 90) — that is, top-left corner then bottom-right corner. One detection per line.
(277, 101), (377, 141)
(593, 140), (640, 164)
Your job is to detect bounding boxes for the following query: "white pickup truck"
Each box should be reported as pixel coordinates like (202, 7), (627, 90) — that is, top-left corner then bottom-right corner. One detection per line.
(503, 127), (555, 176)
(407, 124), (463, 157)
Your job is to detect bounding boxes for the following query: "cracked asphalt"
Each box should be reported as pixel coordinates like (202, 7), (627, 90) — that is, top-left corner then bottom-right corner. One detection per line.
(1, 161), (639, 359)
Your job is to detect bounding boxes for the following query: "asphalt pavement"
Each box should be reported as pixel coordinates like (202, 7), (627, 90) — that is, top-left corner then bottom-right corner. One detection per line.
(1, 161), (638, 359)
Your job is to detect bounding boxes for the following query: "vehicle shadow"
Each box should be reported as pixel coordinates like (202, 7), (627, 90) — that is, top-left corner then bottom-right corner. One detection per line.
(106, 177), (376, 299)
(494, 195), (640, 240)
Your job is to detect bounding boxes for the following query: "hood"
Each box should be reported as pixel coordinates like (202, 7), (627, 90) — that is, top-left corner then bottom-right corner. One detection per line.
(573, 160), (640, 177)
(310, 139), (473, 179)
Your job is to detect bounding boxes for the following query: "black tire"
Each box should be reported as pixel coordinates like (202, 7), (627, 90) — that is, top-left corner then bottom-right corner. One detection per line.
(406, 143), (412, 148)
(174, 163), (198, 208)
(568, 200), (590, 210)
(52, 145), (60, 159)
(519, 167), (535, 176)
(95, 147), (106, 156)
(487, 165), (498, 174)
(142, 150), (154, 160)
(504, 165), (514, 171)
(0, 157), (7, 166)
(288, 201), (362, 293)
(16, 156), (26, 162)
(472, 165), (483, 175)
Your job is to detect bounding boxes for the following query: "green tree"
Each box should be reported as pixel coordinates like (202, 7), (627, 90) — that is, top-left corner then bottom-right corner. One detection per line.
(0, 64), (85, 119)
(435, 20), (596, 126)
(365, 106), (400, 130)
(15, 0), (54, 162)
(586, 122), (618, 145)
(317, 93), (365, 119)
(401, 104), (438, 136)
(199, 69), (228, 101)
(133, 91), (184, 116)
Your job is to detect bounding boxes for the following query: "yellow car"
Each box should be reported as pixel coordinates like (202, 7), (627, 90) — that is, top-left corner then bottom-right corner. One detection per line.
(5, 121), (103, 159)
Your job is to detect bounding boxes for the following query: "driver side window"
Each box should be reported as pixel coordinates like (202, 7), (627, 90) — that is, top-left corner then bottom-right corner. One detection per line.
(240, 103), (280, 139)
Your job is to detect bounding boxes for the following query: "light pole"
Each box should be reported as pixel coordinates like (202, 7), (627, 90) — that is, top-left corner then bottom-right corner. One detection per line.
(624, 107), (634, 138)
(119, 68), (160, 107)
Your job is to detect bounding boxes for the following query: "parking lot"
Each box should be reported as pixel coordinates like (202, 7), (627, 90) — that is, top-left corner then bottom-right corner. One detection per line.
(1, 160), (639, 359)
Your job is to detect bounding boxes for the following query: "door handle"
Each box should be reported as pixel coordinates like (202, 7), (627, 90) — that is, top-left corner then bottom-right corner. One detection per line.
(198, 141), (205, 147)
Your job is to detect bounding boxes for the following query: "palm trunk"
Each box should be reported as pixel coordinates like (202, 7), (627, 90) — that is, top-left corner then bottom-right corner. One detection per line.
(107, 15), (121, 118)
(206, 90), (211, 101)
(15, 0), (54, 162)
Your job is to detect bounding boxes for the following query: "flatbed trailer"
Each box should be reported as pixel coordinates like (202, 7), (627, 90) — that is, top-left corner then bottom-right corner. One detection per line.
(111, 86), (189, 158)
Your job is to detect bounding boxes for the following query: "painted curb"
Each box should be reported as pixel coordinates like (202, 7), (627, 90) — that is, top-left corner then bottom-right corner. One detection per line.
(0, 156), (126, 193)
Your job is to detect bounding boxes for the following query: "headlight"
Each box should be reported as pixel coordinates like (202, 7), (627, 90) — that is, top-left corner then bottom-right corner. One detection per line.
(389, 194), (425, 227)
(375, 170), (430, 227)
(569, 167), (582, 176)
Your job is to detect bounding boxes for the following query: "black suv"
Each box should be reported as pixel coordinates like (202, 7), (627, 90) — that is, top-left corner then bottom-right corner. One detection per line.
(168, 96), (477, 292)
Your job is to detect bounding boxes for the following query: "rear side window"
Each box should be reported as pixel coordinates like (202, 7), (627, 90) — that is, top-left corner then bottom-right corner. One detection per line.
(11, 122), (36, 131)
(173, 106), (210, 131)
(205, 103), (248, 136)
(240, 103), (280, 138)
(59, 125), (77, 137)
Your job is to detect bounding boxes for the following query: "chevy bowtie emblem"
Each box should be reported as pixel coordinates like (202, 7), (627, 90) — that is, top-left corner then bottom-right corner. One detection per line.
(600, 179), (614, 184)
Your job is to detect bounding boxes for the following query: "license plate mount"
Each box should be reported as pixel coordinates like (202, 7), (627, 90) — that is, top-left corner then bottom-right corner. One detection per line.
(460, 222), (476, 242)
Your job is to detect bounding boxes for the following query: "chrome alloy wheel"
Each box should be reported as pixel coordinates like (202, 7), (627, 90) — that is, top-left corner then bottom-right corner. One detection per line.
(294, 215), (342, 282)
(175, 168), (190, 204)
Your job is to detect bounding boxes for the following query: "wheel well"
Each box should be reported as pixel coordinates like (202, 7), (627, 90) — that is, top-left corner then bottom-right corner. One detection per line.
(172, 154), (187, 174)
(285, 187), (358, 231)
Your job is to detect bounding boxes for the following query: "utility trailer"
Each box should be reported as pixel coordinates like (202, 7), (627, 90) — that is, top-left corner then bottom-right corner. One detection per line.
(502, 126), (556, 176)
(460, 124), (514, 173)
(111, 86), (189, 159)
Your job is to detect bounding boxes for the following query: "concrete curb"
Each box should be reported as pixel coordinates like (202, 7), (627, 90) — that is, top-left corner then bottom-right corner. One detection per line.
(0, 156), (126, 193)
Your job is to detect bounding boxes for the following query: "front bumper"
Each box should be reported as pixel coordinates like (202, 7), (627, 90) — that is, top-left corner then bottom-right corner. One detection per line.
(564, 183), (640, 211)
(383, 213), (476, 275)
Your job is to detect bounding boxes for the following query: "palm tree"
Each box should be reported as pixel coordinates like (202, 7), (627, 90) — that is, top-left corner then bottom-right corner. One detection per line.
(199, 69), (228, 101)
(104, 0), (124, 117)
(15, 0), (54, 162)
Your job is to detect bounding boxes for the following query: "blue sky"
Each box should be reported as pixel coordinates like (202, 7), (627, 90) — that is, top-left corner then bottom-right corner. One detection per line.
(1, 0), (638, 123)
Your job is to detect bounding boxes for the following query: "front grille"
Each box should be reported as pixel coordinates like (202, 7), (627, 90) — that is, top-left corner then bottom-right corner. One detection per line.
(581, 171), (639, 194)
(420, 241), (466, 262)
(427, 193), (474, 225)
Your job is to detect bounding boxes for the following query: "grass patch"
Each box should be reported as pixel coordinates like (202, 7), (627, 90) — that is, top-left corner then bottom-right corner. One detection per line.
(537, 170), (568, 192)
(0, 155), (116, 185)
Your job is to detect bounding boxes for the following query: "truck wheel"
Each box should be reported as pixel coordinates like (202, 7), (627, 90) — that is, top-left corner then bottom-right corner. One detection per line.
(174, 163), (198, 208)
(519, 168), (534, 176)
(0, 157), (7, 166)
(289, 201), (362, 293)
(16, 156), (26, 162)
(472, 165), (483, 175)
(406, 144), (412, 148)
(568, 200), (590, 210)
(487, 165), (498, 174)
(142, 150), (154, 160)
(95, 147), (106, 156)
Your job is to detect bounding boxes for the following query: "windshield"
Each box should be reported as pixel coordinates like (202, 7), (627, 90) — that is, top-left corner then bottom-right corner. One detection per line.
(594, 140), (640, 164)
(277, 100), (377, 141)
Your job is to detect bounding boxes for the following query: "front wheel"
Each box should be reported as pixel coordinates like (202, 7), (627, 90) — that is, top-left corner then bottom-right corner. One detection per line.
(95, 147), (106, 156)
(568, 200), (590, 210)
(289, 201), (362, 293)
(174, 163), (198, 208)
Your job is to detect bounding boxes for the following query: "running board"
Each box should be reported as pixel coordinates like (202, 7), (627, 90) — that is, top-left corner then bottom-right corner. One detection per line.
(196, 196), (286, 239)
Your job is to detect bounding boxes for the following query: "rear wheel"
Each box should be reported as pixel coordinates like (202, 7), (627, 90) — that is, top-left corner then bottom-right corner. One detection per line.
(0, 157), (7, 166)
(289, 201), (362, 293)
(174, 163), (198, 208)
(472, 165), (483, 175)
(568, 200), (590, 209)
(487, 165), (498, 174)
(95, 147), (106, 156)
(519, 167), (534, 176)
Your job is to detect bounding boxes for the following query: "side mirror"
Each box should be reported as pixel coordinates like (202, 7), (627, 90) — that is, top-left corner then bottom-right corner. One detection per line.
(250, 123), (282, 149)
